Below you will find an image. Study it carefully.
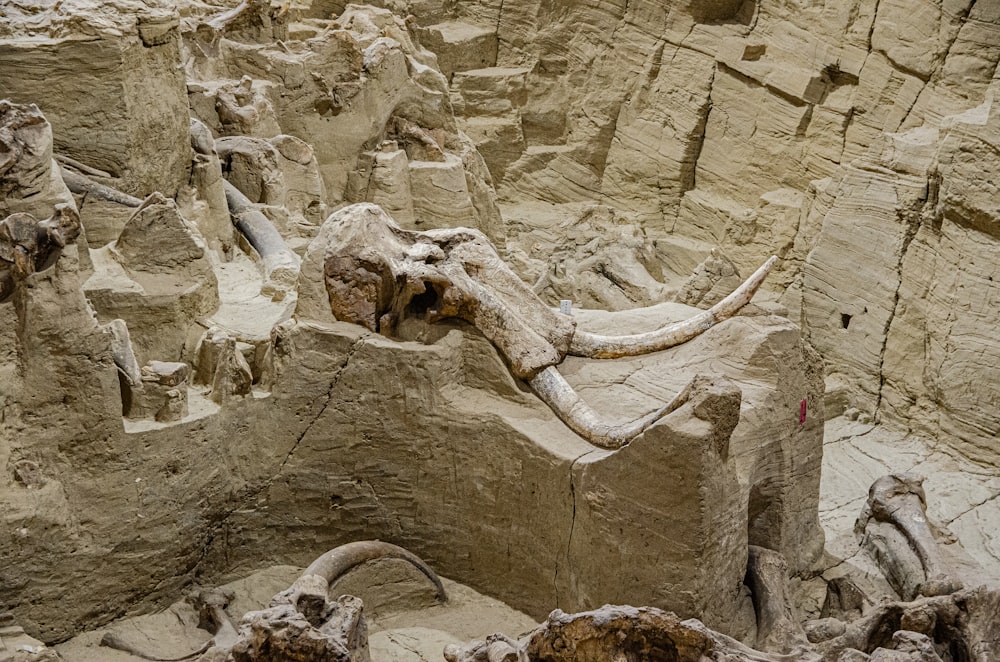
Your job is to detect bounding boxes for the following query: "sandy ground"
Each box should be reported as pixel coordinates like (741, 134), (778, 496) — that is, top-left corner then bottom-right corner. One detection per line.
(51, 416), (1000, 660)
(54, 563), (538, 661)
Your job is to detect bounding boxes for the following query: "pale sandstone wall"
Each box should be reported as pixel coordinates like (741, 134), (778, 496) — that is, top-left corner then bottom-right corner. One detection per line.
(394, 0), (1000, 461)
(0, 252), (822, 641)
(0, 2), (826, 641)
(7, 0), (997, 647)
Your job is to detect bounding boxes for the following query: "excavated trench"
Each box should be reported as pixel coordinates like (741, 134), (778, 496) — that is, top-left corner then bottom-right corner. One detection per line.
(1, 0), (1000, 660)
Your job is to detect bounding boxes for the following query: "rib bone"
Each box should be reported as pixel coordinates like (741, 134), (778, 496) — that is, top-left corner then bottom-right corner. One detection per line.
(527, 367), (694, 449)
(60, 166), (142, 207)
(568, 256), (778, 359)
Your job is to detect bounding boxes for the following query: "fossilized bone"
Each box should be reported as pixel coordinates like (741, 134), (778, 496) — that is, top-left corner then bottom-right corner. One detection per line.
(192, 540), (443, 661)
(568, 256), (778, 359)
(222, 178), (300, 297)
(59, 166), (143, 207)
(106, 318), (142, 386)
(54, 154), (113, 179)
(745, 545), (811, 655)
(317, 203), (775, 449)
(0, 204), (81, 300)
(528, 367), (696, 448)
(447, 574), (1000, 662)
(855, 473), (963, 599)
(289, 540), (447, 603)
(99, 590), (232, 662)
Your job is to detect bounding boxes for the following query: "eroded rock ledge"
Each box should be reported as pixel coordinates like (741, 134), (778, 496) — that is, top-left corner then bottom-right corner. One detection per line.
(0, 0), (997, 658)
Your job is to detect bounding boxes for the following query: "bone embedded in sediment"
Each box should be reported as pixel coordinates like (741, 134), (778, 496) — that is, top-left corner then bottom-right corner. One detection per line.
(0, 1), (190, 198)
(314, 202), (574, 378)
(856, 473), (964, 600)
(123, 360), (191, 422)
(0, 103), (72, 217)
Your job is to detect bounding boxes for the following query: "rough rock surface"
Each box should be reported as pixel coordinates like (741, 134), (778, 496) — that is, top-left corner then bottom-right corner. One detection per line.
(1, 0), (999, 657)
(416, 0), (1000, 464)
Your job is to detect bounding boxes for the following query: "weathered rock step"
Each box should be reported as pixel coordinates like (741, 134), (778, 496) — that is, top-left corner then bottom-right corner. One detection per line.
(0, 624), (50, 660)
(452, 67), (531, 119)
(415, 21), (498, 79)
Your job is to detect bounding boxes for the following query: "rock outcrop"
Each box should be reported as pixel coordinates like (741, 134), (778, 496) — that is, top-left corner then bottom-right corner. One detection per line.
(419, 0), (1000, 463)
(2, 0), (999, 656)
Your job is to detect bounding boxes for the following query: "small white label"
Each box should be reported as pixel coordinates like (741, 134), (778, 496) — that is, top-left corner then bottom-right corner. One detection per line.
(559, 300), (572, 315)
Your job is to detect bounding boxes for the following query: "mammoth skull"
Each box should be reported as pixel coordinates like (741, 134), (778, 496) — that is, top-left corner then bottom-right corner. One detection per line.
(321, 204), (775, 449)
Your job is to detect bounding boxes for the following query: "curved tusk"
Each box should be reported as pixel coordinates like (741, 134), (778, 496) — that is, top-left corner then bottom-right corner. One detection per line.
(528, 366), (693, 450)
(301, 540), (447, 603)
(569, 255), (778, 359)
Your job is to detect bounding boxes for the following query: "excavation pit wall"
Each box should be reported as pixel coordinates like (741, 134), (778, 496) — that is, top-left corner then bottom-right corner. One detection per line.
(0, 249), (823, 644)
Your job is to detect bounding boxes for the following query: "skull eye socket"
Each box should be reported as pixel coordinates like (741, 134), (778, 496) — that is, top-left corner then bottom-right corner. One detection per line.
(406, 281), (441, 317)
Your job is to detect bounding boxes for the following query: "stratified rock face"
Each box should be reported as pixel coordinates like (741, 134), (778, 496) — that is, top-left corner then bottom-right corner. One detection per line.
(15, 0), (1000, 651)
(0, 0), (191, 198)
(409, 0), (1000, 461)
(0, 93), (824, 641)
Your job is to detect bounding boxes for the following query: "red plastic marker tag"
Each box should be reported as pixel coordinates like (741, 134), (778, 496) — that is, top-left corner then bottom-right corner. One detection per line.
(799, 399), (807, 425)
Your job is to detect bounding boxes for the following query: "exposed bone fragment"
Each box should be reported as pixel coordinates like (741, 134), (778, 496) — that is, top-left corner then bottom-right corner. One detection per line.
(446, 605), (719, 662)
(528, 367), (695, 449)
(568, 255), (779, 358)
(210, 337), (253, 404)
(448, 586), (1000, 662)
(106, 318), (142, 386)
(190, 587), (239, 649)
(226, 598), (365, 661)
(1, 101), (78, 219)
(1, 204), (81, 299)
(821, 576), (868, 621)
(189, 117), (216, 156)
(124, 361), (191, 422)
(217, 136), (285, 205)
(100, 630), (212, 661)
(202, 541), (443, 661)
(222, 178), (300, 298)
(60, 166), (143, 207)
(289, 540), (447, 605)
(856, 473), (963, 599)
(54, 154), (113, 179)
(745, 545), (811, 655)
(198, 0), (288, 44)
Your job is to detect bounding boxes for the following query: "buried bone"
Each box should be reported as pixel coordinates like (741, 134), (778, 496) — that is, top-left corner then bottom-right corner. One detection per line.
(315, 203), (774, 449)
(106, 318), (142, 386)
(745, 545), (811, 655)
(855, 473), (963, 599)
(1, 204), (81, 300)
(222, 178), (300, 298)
(194, 541), (444, 661)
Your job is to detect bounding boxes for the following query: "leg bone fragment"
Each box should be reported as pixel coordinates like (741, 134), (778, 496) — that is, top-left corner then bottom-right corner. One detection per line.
(856, 473), (963, 599)
(60, 166), (142, 207)
(222, 178), (300, 296)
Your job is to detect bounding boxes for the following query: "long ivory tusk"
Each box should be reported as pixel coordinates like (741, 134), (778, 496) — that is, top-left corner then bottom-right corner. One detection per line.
(222, 178), (300, 292)
(569, 255), (779, 359)
(301, 540), (447, 603)
(528, 366), (693, 449)
(60, 166), (143, 207)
